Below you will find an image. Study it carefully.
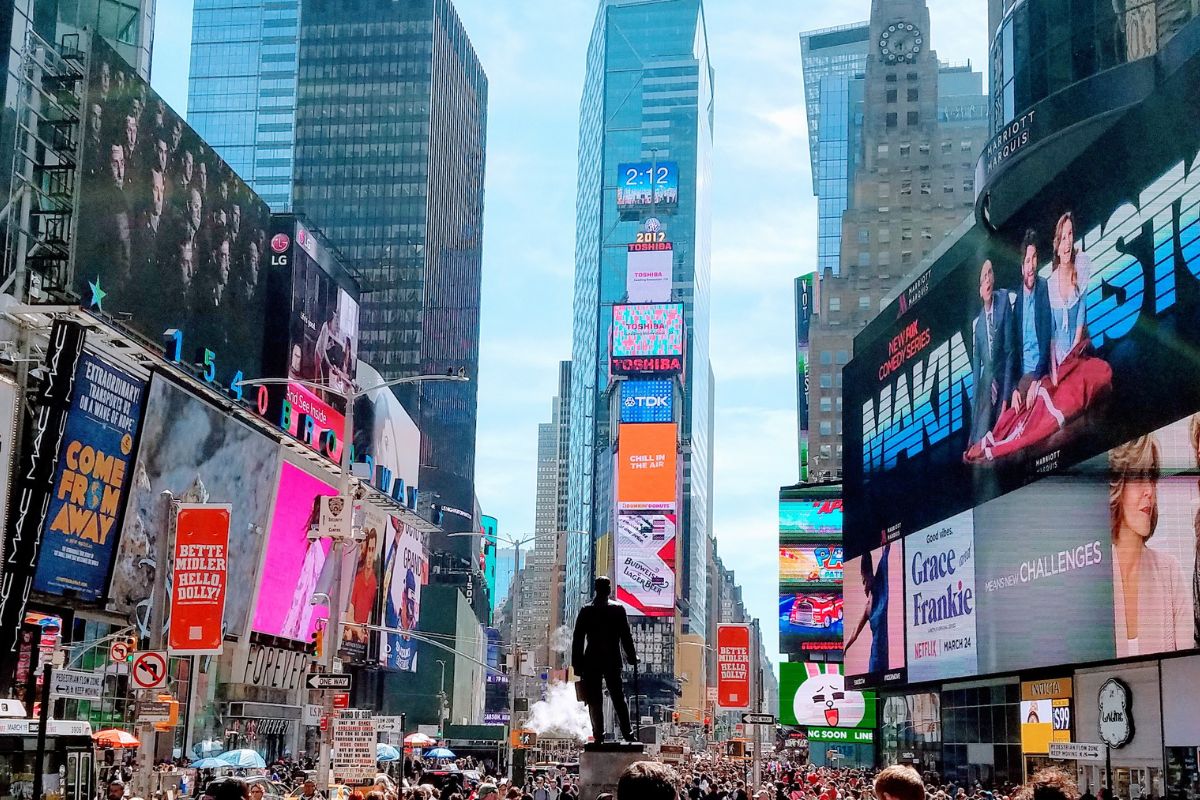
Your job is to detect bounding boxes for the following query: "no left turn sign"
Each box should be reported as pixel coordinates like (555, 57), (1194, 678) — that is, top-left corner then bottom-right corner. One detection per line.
(109, 641), (129, 662)
(131, 651), (168, 690)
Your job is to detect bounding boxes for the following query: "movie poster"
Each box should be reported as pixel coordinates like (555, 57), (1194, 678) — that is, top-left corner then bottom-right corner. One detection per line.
(341, 506), (383, 662)
(843, 541), (905, 684)
(381, 519), (427, 672)
(34, 353), (145, 600)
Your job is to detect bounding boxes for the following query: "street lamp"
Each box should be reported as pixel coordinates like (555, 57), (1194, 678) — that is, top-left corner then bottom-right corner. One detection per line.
(435, 659), (448, 733)
(240, 369), (468, 790)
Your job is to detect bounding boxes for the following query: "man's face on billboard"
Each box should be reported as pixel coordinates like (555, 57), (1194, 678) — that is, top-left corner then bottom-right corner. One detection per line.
(124, 115), (137, 149)
(109, 145), (125, 187)
(978, 259), (994, 303)
(98, 62), (110, 95)
(89, 104), (102, 136)
(246, 241), (260, 284)
(155, 139), (168, 172)
(1022, 245), (1038, 290)
(187, 189), (202, 229)
(179, 242), (194, 279)
(217, 240), (231, 283)
(151, 170), (165, 216)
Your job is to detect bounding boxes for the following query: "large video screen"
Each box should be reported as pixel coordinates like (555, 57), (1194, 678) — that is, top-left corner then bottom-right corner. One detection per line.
(616, 161), (679, 213)
(616, 511), (677, 617)
(844, 541), (906, 687)
(779, 662), (877, 736)
(381, 518), (427, 672)
(611, 304), (685, 358)
(780, 545), (843, 587)
(108, 377), (279, 639)
(780, 496), (842, 542)
(904, 510), (978, 683)
(843, 98), (1200, 561)
(75, 36), (272, 377)
(616, 422), (677, 510)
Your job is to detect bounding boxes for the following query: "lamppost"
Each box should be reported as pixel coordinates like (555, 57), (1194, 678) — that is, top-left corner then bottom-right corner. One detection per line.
(240, 369), (468, 790)
(435, 659), (448, 732)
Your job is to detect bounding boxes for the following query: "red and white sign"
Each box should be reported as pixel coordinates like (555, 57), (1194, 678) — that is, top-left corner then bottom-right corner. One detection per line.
(716, 624), (752, 711)
(109, 641), (129, 662)
(626, 246), (673, 303)
(131, 651), (168, 690)
(168, 504), (231, 655)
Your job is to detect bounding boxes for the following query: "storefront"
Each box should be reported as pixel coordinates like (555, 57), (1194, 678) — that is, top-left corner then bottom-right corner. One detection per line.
(1162, 656), (1200, 800)
(805, 726), (875, 768)
(880, 691), (942, 777)
(940, 678), (1022, 787)
(1074, 664), (1164, 800)
(1020, 676), (1075, 780)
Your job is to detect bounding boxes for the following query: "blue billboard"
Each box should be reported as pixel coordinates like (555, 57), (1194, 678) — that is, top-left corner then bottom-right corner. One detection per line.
(34, 353), (145, 601)
(620, 379), (674, 423)
(616, 161), (679, 213)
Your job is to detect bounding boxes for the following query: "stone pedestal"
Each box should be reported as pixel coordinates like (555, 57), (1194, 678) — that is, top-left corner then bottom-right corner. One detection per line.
(580, 743), (646, 799)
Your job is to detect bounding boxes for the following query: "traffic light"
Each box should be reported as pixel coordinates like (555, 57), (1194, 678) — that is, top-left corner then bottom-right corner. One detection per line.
(704, 716), (712, 736)
(672, 711), (679, 723)
(124, 636), (138, 663)
(311, 628), (324, 658)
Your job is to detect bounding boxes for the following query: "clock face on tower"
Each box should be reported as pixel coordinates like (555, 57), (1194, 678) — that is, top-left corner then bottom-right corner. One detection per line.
(879, 22), (924, 64)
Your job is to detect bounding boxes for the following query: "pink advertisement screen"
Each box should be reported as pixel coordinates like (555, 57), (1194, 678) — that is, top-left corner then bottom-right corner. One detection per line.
(252, 462), (336, 640)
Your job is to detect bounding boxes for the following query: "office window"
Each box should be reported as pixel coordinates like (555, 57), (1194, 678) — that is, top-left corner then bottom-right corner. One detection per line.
(922, 227), (933, 239)
(886, 112), (898, 128)
(820, 374), (833, 389)
(820, 421), (833, 436)
(901, 227), (912, 240)
(859, 295), (871, 310)
(878, 144), (889, 158)
(878, 182), (890, 198)
(907, 111), (919, 126)
(944, 181), (955, 193)
(878, 229), (891, 243)
(919, 143), (930, 155)
(899, 143), (910, 157)
(820, 351), (833, 365)
(858, 251), (870, 268)
(820, 397), (832, 412)
(886, 74), (898, 83)
(886, 89), (898, 103)
(902, 250), (913, 264)
(907, 88), (919, 102)
(829, 297), (842, 312)
(961, 139), (973, 151)
(907, 71), (918, 81)
(942, 141), (953, 154)
(900, 180), (912, 196)
(964, 177), (975, 193)
(836, 350), (850, 365)
(878, 251), (890, 267)
(920, 179), (931, 195)
(858, 228), (870, 244)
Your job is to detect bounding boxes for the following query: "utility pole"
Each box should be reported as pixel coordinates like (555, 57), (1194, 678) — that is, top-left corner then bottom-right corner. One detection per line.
(135, 491), (175, 798)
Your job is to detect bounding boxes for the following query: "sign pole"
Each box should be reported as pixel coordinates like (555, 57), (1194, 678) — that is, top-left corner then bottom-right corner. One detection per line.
(31, 662), (51, 800)
(1105, 745), (1112, 800)
(135, 491), (175, 798)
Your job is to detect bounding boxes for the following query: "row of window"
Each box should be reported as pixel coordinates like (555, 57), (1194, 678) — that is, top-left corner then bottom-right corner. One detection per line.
(878, 139), (975, 158)
(881, 177), (975, 196)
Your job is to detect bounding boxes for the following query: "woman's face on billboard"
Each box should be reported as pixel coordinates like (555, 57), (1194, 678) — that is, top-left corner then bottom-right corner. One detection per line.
(1057, 217), (1075, 265)
(1119, 476), (1156, 539)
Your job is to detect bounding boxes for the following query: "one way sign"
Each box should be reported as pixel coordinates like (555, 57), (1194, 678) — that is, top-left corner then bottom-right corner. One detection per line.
(741, 713), (776, 725)
(306, 673), (352, 691)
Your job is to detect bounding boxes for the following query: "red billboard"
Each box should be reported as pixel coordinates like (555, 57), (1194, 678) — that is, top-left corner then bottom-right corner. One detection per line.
(716, 623), (752, 711)
(168, 504), (231, 655)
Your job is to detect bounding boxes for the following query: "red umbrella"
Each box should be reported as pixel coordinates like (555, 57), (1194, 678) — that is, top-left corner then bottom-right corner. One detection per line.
(94, 729), (140, 748)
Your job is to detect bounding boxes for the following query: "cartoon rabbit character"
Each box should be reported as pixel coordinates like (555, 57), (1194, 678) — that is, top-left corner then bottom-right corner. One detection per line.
(792, 663), (866, 728)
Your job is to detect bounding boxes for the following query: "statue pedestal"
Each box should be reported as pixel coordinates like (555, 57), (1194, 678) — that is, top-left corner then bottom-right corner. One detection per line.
(581, 743), (645, 799)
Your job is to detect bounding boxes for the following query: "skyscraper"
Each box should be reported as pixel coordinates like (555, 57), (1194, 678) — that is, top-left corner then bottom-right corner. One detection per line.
(291, 0), (487, 542)
(566, 0), (713, 721)
(805, 0), (988, 477)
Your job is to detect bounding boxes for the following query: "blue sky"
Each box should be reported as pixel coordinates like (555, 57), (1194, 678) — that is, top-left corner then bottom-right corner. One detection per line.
(151, 0), (988, 663)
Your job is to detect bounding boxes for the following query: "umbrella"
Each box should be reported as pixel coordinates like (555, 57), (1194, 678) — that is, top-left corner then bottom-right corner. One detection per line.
(376, 743), (400, 763)
(94, 729), (140, 748)
(216, 749), (266, 769)
(404, 733), (436, 747)
(191, 758), (226, 770)
(425, 747), (455, 759)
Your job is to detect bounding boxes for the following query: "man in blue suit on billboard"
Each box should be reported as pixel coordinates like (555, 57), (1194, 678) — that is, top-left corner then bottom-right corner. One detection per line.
(970, 259), (1014, 445)
(1010, 228), (1052, 412)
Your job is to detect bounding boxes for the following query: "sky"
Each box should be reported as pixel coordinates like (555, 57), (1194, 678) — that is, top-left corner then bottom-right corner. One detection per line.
(151, 0), (989, 665)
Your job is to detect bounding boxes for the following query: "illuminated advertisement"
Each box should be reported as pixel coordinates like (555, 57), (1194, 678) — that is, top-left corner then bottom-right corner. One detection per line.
(1020, 678), (1073, 754)
(779, 662), (877, 732)
(109, 377), (279, 639)
(616, 161), (679, 212)
(716, 624), (752, 710)
(844, 99), (1200, 560)
(610, 354), (685, 376)
(611, 303), (685, 358)
(844, 541), (906, 687)
(341, 507), (384, 663)
(904, 511), (978, 683)
(381, 519), (427, 672)
(616, 423), (677, 510)
(881, 692), (940, 750)
(251, 462), (336, 642)
(780, 495), (842, 542)
(353, 361), (421, 506)
(627, 244), (673, 303)
(615, 512), (676, 617)
(73, 36), (272, 378)
(168, 504), (230, 655)
(620, 379), (674, 424)
(780, 545), (843, 587)
(34, 353), (145, 601)
(796, 274), (813, 480)
(780, 592), (844, 654)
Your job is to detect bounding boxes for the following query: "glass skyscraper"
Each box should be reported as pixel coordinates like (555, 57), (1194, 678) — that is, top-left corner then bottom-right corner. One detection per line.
(566, 0), (713, 719)
(188, 0), (299, 211)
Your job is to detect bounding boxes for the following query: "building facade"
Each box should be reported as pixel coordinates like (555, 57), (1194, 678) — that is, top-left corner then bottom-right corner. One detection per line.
(805, 0), (988, 478)
(566, 0), (714, 722)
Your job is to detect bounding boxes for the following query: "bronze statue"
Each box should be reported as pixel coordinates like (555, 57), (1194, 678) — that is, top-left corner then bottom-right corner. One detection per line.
(571, 576), (638, 742)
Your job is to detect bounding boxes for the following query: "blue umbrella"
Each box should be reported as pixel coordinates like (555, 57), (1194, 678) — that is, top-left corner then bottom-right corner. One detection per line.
(376, 743), (400, 762)
(216, 749), (266, 769)
(425, 747), (455, 759)
(191, 758), (226, 769)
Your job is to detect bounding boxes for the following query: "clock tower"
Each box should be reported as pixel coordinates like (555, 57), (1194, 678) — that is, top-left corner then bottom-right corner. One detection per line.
(862, 0), (939, 164)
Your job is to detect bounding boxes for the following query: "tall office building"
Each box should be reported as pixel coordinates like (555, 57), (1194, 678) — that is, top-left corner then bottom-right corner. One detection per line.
(188, 0), (299, 210)
(292, 0), (487, 543)
(805, 0), (988, 478)
(800, 23), (870, 275)
(566, 0), (714, 722)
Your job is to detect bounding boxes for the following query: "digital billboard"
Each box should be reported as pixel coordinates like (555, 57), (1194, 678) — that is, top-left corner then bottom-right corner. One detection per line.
(251, 462), (336, 642)
(904, 511), (978, 683)
(844, 541), (905, 687)
(615, 512), (676, 617)
(844, 97), (1200, 561)
(1020, 678), (1073, 754)
(779, 592), (844, 654)
(109, 377), (279, 639)
(620, 379), (674, 424)
(74, 36), (272, 378)
(779, 662), (877, 735)
(381, 519), (427, 671)
(611, 303), (685, 358)
(796, 274), (814, 480)
(616, 423), (677, 510)
(779, 545), (843, 587)
(780, 495), (842, 542)
(616, 161), (679, 213)
(34, 353), (145, 601)
(627, 244), (673, 303)
(341, 506), (384, 663)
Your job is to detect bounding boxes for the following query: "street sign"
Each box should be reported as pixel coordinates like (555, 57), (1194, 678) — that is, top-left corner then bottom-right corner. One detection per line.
(130, 651), (168, 690)
(374, 715), (405, 734)
(332, 693), (350, 709)
(306, 673), (352, 691)
(51, 669), (104, 700)
(136, 700), (173, 723)
(1049, 742), (1103, 761)
(741, 713), (776, 725)
(109, 641), (129, 662)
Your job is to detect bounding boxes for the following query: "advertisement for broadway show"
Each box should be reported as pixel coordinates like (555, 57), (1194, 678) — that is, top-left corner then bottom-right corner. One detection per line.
(34, 353), (145, 601)
(74, 36), (272, 376)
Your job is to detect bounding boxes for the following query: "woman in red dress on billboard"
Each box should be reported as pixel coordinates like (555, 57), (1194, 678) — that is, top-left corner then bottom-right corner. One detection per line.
(965, 212), (1112, 462)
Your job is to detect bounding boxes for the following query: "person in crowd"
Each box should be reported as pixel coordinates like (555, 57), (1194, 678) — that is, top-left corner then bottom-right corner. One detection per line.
(873, 766), (925, 800)
(297, 780), (325, 800)
(1009, 228), (1052, 413)
(206, 779), (248, 800)
(1010, 769), (1079, 800)
(1110, 434), (1191, 656)
(617, 761), (679, 800)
